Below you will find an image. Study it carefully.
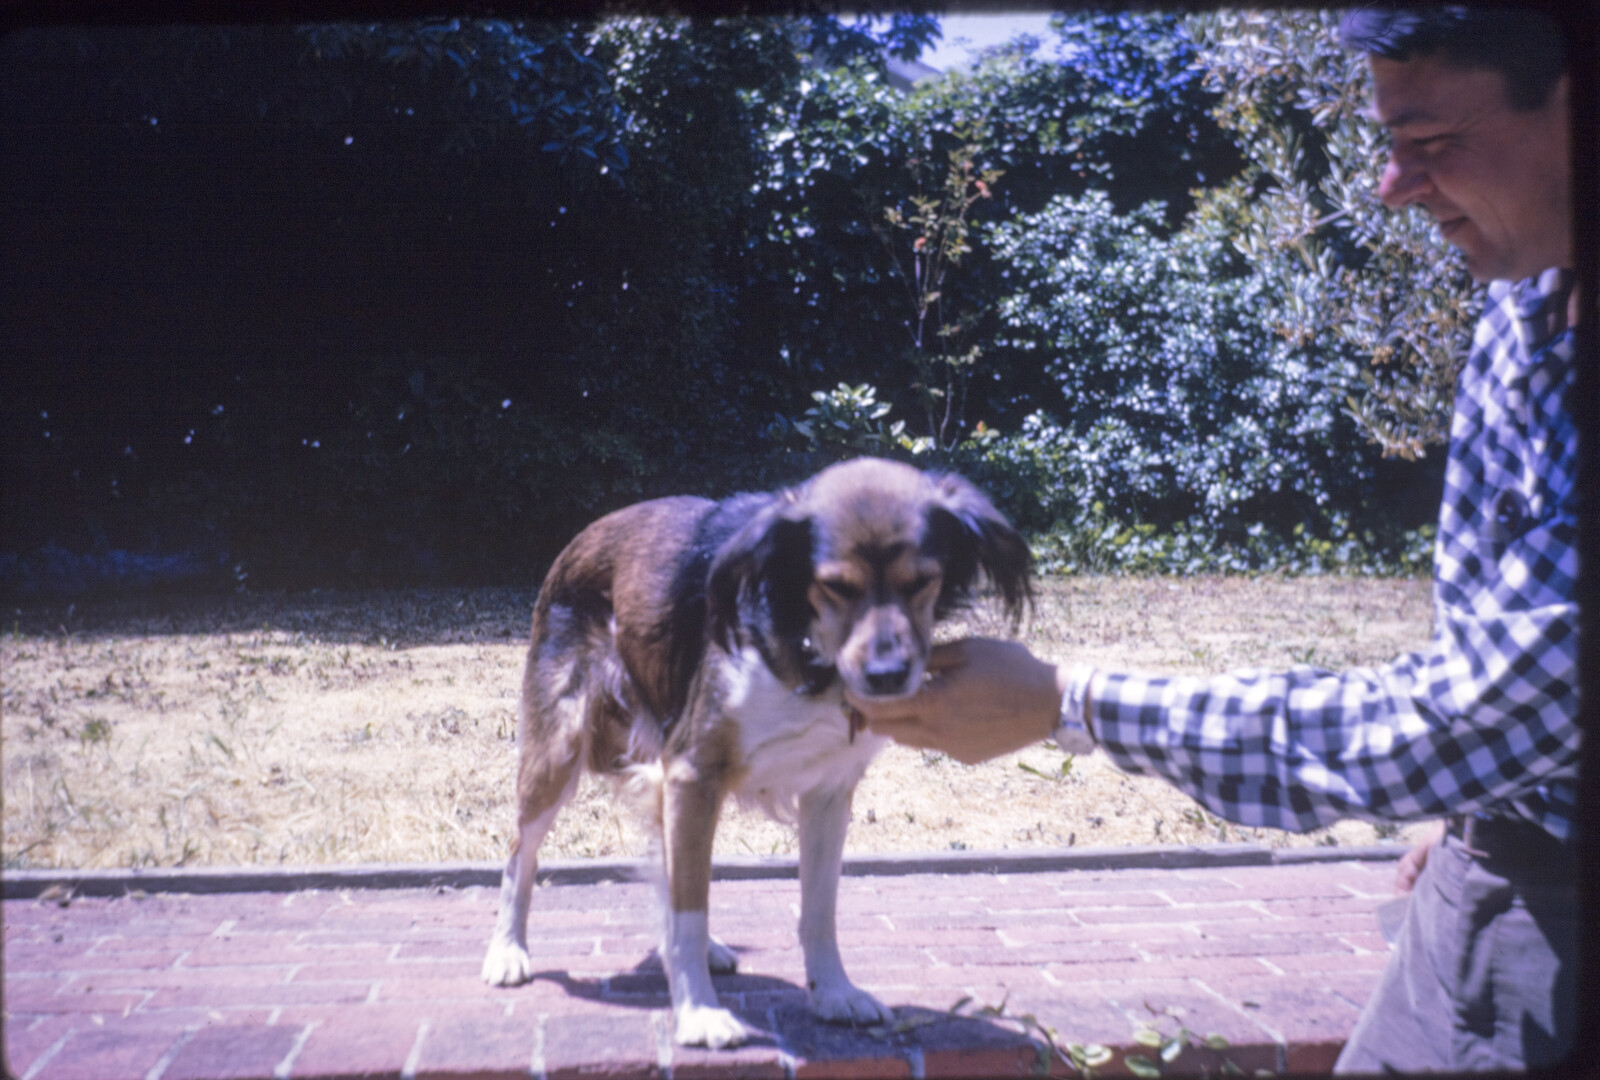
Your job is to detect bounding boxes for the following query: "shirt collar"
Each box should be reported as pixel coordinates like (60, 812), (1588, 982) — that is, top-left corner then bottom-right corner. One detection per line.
(1510, 267), (1575, 355)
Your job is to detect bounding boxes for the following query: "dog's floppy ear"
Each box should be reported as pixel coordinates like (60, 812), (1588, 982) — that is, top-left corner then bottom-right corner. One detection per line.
(707, 496), (815, 652)
(926, 472), (1032, 625)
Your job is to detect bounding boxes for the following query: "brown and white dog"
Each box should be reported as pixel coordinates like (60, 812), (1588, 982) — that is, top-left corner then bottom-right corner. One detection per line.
(480, 457), (1030, 1047)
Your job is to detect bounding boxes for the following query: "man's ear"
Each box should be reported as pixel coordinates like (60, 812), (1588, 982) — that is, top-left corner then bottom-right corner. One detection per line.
(707, 504), (815, 650)
(925, 472), (1032, 626)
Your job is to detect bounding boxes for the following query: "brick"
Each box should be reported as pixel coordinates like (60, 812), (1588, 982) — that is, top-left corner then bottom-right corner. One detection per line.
(1317, 971), (1385, 1011)
(1044, 955), (1272, 983)
(82, 935), (213, 953)
(1287, 1038), (1350, 1073)
(397, 937), (546, 961)
(163, 1023), (305, 1080)
(59, 948), (191, 972)
(914, 1012), (1054, 1079)
(1337, 931), (1393, 955)
(1135, 933), (1357, 960)
(0, 863), (1401, 1078)
(18, 984), (150, 1017)
(27, 1021), (188, 1080)
(876, 983), (1029, 1013)
(997, 921), (1200, 947)
(1073, 905), (1264, 926)
(412, 1010), (544, 1080)
(2, 1013), (81, 1079)
(1232, 914), (1377, 936)
(1009, 987), (1156, 1048)
(372, 974), (517, 1002)
(669, 1034), (787, 1080)
(1258, 896), (1386, 919)
(144, 981), (371, 1010)
(1017, 888), (1178, 909)
(854, 927), (1003, 947)
(857, 964), (1050, 990)
(2, 973), (74, 1010)
(1194, 984), (1362, 1047)
(288, 1008), (429, 1079)
(1116, 986), (1280, 1043)
(1135, 1040), (1280, 1078)
(541, 1011), (662, 1080)
(180, 943), (346, 968)
(1257, 951), (1390, 974)
(735, 988), (814, 1013)
(773, 1007), (912, 1079)
(292, 959), (476, 984)
(926, 941), (1138, 967)
(0, 943), (98, 972)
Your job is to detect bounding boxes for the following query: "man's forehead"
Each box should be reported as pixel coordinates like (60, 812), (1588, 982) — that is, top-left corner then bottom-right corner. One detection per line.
(1366, 54), (1505, 128)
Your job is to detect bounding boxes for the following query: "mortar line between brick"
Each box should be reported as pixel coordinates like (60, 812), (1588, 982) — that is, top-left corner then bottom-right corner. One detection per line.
(1188, 976), (1288, 1047)
(400, 1017), (430, 1080)
(273, 1020), (319, 1079)
(766, 1006), (798, 1080)
(142, 1025), (197, 1080)
(21, 1028), (76, 1080)
(529, 1013), (547, 1080)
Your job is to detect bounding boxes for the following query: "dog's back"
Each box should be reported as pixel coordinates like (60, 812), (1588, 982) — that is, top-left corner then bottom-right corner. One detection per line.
(523, 492), (771, 775)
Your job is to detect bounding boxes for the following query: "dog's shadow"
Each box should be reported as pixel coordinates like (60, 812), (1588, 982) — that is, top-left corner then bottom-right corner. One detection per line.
(524, 950), (1057, 1067)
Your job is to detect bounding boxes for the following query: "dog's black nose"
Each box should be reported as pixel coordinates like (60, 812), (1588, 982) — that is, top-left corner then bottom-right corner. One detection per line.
(863, 663), (911, 696)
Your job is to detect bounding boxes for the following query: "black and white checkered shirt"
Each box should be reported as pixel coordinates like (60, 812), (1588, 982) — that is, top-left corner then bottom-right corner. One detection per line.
(1081, 268), (1580, 842)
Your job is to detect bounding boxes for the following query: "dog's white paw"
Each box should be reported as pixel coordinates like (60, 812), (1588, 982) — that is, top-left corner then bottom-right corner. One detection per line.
(707, 935), (739, 975)
(481, 939), (534, 986)
(811, 981), (894, 1026)
(674, 1004), (751, 1048)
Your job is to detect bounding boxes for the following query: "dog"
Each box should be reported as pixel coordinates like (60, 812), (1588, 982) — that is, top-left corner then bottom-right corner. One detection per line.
(480, 457), (1031, 1047)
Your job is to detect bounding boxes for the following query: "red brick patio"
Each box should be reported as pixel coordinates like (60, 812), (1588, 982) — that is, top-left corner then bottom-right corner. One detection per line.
(3, 846), (1403, 1078)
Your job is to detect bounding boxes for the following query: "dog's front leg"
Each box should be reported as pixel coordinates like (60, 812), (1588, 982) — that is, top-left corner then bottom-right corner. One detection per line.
(797, 784), (894, 1025)
(662, 760), (750, 1048)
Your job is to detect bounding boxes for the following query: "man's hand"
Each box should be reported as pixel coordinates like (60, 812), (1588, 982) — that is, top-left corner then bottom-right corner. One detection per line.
(1395, 820), (1447, 895)
(844, 638), (1061, 765)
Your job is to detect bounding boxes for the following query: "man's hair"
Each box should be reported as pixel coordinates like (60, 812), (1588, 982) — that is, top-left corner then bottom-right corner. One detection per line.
(1338, 5), (1568, 111)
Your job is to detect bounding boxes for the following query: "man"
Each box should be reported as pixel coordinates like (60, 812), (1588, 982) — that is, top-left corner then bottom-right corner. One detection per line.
(847, 7), (1580, 1073)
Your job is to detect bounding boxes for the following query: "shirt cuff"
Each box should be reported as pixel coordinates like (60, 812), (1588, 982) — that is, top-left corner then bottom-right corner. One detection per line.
(1054, 663), (1099, 755)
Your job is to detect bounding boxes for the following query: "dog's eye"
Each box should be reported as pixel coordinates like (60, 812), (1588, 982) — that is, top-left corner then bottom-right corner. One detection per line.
(818, 579), (862, 603)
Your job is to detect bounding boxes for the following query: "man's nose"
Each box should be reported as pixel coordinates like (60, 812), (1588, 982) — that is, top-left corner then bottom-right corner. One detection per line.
(1376, 149), (1432, 209)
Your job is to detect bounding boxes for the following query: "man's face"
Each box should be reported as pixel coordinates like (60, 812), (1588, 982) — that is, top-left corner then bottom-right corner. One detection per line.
(1370, 53), (1571, 283)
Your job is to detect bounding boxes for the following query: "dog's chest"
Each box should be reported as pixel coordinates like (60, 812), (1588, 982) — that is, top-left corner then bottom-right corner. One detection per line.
(716, 648), (885, 803)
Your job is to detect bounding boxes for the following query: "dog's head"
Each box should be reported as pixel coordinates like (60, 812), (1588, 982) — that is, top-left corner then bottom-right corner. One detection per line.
(707, 458), (1031, 701)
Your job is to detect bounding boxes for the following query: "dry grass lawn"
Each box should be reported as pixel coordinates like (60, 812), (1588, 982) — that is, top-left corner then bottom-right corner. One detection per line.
(2, 576), (1440, 871)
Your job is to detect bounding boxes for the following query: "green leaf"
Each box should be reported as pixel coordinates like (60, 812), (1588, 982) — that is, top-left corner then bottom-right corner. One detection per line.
(1127, 1054), (1163, 1078)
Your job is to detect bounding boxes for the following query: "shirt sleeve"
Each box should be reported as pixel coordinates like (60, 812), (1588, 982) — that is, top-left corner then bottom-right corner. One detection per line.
(1088, 514), (1580, 835)
(1085, 273), (1581, 839)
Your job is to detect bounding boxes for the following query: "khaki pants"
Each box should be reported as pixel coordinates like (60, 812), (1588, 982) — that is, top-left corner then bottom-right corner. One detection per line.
(1335, 823), (1577, 1073)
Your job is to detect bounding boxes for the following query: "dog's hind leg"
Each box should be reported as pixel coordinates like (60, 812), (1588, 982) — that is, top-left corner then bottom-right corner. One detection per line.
(797, 784), (894, 1025)
(481, 736), (582, 987)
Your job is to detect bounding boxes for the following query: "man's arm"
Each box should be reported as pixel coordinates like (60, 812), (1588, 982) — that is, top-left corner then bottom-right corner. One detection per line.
(850, 515), (1578, 839)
